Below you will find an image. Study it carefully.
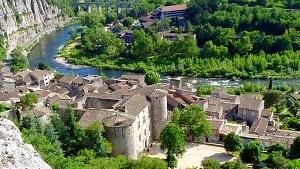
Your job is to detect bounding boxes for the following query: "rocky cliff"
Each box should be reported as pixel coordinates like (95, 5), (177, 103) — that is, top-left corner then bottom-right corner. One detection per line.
(0, 0), (65, 53)
(0, 118), (51, 169)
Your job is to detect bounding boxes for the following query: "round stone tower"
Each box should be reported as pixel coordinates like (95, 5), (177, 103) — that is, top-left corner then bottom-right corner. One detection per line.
(147, 89), (168, 140)
(102, 113), (137, 159)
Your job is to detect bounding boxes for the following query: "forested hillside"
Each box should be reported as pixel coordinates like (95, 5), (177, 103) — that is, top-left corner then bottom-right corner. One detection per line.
(60, 0), (300, 79)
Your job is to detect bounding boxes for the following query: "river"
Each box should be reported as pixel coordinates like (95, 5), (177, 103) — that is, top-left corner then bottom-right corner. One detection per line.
(27, 24), (300, 89)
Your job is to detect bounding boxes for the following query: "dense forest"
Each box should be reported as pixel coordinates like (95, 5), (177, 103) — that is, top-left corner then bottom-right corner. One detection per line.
(59, 0), (300, 79)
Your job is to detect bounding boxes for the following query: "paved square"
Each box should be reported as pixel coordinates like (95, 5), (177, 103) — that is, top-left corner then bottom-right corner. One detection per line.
(147, 143), (235, 169)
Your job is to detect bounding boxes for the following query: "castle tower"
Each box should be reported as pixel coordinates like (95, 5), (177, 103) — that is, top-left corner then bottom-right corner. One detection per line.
(102, 113), (137, 159)
(147, 89), (168, 140)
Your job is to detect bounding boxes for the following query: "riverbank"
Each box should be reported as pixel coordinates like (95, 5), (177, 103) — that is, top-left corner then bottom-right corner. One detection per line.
(58, 37), (300, 80)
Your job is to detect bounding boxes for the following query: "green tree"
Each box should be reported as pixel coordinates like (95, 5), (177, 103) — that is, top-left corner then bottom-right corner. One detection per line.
(81, 12), (105, 28)
(83, 122), (112, 157)
(266, 151), (289, 169)
(224, 132), (243, 154)
(263, 90), (285, 113)
(286, 159), (300, 169)
(196, 85), (214, 96)
(202, 159), (221, 169)
(268, 143), (287, 156)
(20, 93), (38, 110)
(172, 105), (212, 138)
(122, 17), (135, 27)
(145, 71), (160, 85)
(221, 159), (248, 169)
(125, 157), (168, 169)
(62, 107), (85, 156)
(0, 35), (6, 61)
(38, 62), (51, 71)
(290, 136), (300, 159)
(240, 141), (264, 165)
(11, 46), (29, 73)
(132, 29), (155, 58)
(160, 123), (186, 169)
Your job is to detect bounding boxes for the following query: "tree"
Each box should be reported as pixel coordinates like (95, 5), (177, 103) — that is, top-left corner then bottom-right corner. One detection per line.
(201, 159), (220, 169)
(145, 71), (160, 85)
(0, 35), (6, 61)
(122, 17), (135, 27)
(160, 123), (186, 168)
(224, 132), (243, 154)
(83, 122), (112, 157)
(290, 136), (300, 159)
(172, 105), (212, 138)
(240, 141), (264, 165)
(20, 93), (38, 110)
(81, 12), (105, 28)
(132, 29), (155, 58)
(11, 46), (29, 73)
(62, 107), (85, 156)
(38, 62), (51, 71)
(266, 151), (289, 169)
(263, 90), (285, 113)
(221, 159), (248, 169)
(286, 159), (300, 169)
(125, 157), (167, 169)
(267, 143), (287, 156)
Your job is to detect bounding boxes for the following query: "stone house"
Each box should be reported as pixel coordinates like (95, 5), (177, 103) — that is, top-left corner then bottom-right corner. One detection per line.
(57, 75), (76, 89)
(29, 70), (54, 87)
(71, 77), (84, 89)
(15, 70), (32, 86)
(238, 98), (264, 124)
(152, 4), (187, 20)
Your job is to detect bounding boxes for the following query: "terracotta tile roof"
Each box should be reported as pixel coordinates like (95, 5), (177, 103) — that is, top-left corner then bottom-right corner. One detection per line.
(208, 119), (225, 130)
(72, 77), (84, 84)
(208, 98), (221, 106)
(35, 90), (51, 98)
(30, 70), (51, 80)
(120, 74), (144, 82)
(220, 102), (238, 112)
(118, 95), (149, 117)
(220, 123), (242, 135)
(162, 4), (187, 12)
(78, 109), (115, 127)
(138, 16), (156, 22)
(16, 70), (30, 78)
(239, 98), (263, 111)
(219, 93), (239, 102)
(249, 117), (268, 136)
(58, 75), (76, 84)
(261, 109), (273, 119)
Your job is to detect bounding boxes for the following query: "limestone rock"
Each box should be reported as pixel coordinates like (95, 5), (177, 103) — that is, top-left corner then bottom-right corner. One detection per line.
(0, 0), (63, 53)
(0, 118), (51, 169)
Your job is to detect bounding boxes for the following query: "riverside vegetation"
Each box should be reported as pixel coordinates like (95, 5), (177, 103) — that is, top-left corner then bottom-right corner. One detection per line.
(59, 0), (300, 79)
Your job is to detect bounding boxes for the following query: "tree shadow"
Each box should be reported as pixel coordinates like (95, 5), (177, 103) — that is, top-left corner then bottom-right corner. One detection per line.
(204, 153), (235, 163)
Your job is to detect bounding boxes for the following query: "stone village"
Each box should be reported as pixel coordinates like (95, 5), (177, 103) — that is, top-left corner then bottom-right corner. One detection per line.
(0, 65), (299, 160)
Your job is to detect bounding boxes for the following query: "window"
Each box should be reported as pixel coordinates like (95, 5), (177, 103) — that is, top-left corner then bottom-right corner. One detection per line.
(139, 134), (141, 141)
(138, 122), (140, 129)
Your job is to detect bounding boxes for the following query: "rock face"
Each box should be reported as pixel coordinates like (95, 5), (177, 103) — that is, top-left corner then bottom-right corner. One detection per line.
(0, 0), (64, 53)
(0, 118), (51, 169)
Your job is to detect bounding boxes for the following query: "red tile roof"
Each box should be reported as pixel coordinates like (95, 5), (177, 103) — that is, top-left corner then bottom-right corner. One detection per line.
(162, 4), (187, 12)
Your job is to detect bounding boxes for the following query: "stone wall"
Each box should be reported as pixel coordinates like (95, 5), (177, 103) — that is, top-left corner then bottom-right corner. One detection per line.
(0, 0), (64, 54)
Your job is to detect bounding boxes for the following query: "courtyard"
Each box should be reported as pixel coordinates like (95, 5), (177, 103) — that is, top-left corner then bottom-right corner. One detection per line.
(147, 143), (236, 169)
